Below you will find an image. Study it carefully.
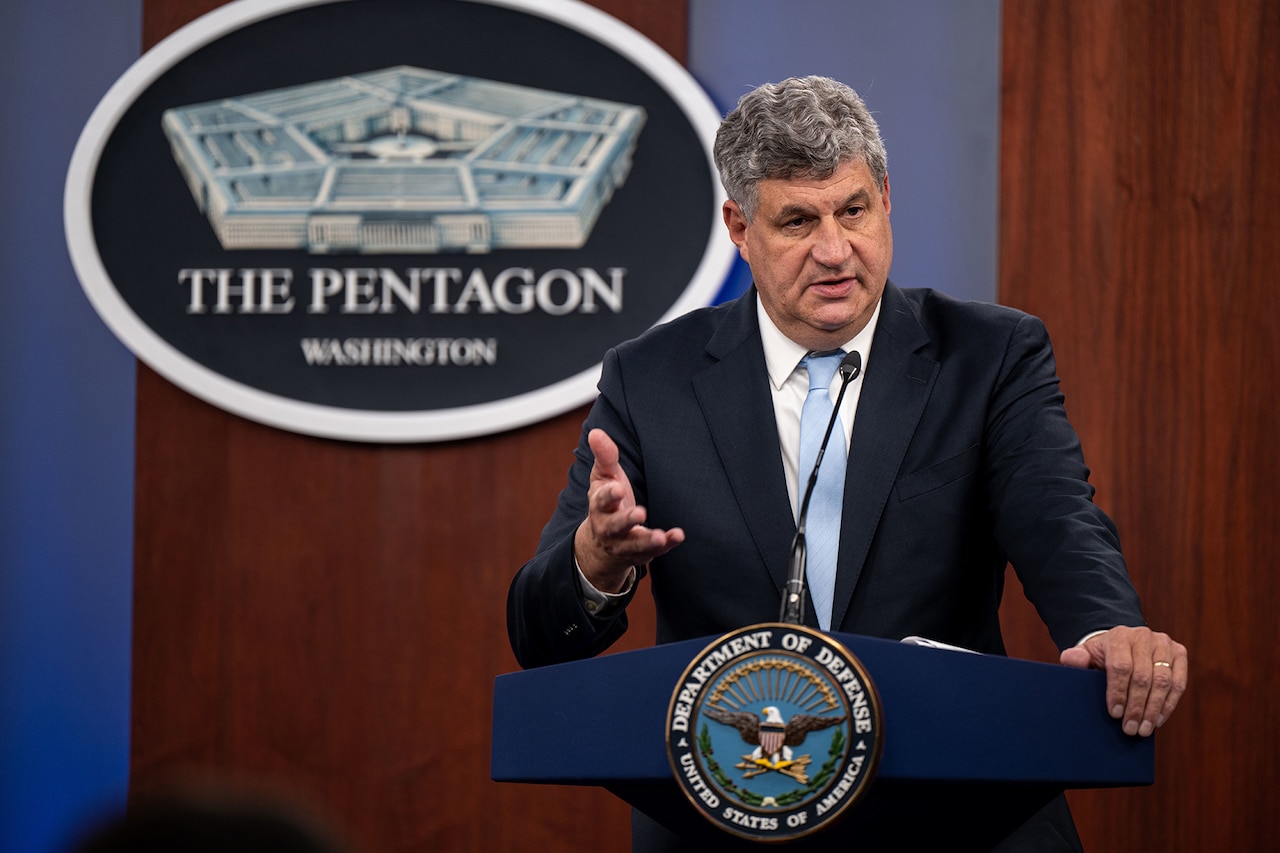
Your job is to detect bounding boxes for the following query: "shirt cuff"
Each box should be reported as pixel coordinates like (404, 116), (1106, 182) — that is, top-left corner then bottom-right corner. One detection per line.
(576, 560), (637, 617)
(1075, 629), (1110, 646)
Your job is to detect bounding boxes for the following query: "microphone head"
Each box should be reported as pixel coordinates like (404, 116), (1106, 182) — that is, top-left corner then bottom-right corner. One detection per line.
(838, 350), (862, 381)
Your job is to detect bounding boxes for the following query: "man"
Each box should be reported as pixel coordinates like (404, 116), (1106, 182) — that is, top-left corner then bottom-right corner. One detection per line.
(507, 76), (1187, 849)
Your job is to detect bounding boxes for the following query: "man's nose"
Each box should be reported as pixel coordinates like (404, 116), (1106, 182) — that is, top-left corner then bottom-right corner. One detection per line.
(809, 218), (853, 267)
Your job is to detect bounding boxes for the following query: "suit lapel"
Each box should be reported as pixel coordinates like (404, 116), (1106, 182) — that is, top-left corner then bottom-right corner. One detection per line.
(692, 292), (796, 596)
(830, 284), (939, 629)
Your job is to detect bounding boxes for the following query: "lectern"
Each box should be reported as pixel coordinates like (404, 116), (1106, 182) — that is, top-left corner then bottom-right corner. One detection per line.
(492, 633), (1152, 850)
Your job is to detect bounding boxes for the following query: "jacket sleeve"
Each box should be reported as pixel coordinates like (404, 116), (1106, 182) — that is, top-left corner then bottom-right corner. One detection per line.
(985, 313), (1145, 647)
(506, 348), (647, 669)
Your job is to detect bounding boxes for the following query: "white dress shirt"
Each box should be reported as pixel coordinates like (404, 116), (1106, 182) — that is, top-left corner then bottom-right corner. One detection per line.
(756, 296), (881, 520)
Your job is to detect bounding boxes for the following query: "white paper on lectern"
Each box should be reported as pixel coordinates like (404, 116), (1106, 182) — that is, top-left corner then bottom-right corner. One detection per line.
(900, 636), (982, 654)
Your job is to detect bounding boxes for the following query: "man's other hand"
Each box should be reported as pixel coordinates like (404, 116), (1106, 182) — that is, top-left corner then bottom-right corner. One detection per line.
(1061, 625), (1188, 737)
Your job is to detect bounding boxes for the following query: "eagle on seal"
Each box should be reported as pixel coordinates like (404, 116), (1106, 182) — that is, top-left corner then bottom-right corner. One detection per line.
(704, 705), (845, 779)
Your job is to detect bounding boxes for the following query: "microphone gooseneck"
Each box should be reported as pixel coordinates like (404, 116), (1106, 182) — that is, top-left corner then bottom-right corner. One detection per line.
(779, 350), (862, 626)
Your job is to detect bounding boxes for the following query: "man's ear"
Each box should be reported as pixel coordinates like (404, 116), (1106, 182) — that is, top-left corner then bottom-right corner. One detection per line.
(722, 200), (750, 262)
(880, 173), (892, 215)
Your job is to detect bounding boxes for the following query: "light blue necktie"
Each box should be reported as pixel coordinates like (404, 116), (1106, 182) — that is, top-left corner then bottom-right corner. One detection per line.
(798, 351), (847, 630)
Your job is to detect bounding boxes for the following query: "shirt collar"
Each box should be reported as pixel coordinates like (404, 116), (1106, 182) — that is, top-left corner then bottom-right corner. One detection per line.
(757, 294), (883, 390)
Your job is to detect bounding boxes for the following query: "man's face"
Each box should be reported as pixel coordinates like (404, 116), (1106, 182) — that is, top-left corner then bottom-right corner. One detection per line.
(723, 158), (892, 351)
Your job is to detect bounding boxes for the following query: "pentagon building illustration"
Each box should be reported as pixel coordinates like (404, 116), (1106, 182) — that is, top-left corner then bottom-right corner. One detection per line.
(161, 66), (647, 253)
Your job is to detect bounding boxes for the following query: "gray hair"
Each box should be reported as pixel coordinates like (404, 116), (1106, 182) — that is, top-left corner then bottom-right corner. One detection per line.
(713, 76), (888, 221)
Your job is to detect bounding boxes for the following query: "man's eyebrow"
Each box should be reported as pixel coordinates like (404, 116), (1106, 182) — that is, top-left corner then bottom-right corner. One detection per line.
(840, 188), (873, 208)
(772, 189), (874, 223)
(774, 202), (815, 221)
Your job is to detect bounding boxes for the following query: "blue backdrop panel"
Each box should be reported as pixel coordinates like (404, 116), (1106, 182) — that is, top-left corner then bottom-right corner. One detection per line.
(0, 2), (140, 851)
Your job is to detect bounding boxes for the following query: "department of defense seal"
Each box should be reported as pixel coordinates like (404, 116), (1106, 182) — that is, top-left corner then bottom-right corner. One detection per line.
(666, 624), (883, 843)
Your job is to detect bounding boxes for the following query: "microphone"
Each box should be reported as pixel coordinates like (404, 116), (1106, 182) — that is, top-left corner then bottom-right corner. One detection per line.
(779, 350), (862, 625)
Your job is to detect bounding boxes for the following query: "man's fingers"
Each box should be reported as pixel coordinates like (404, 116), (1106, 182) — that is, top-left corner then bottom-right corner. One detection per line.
(585, 475), (670, 556)
(587, 428), (621, 472)
(595, 502), (646, 541)
(634, 525), (686, 564)
(653, 526), (686, 552)
(1065, 627), (1188, 738)
(590, 481), (623, 514)
(1099, 628), (1189, 737)
(596, 523), (685, 567)
(1121, 631), (1157, 735)
(580, 427), (686, 568)
(1131, 638), (1176, 735)
(1098, 632), (1136, 723)
(1059, 646), (1092, 670)
(1128, 638), (1187, 736)
(587, 430), (637, 514)
(1152, 643), (1188, 729)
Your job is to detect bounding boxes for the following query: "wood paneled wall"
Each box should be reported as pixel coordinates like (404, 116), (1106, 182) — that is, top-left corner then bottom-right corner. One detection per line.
(997, 1), (1280, 850)
(132, 2), (680, 851)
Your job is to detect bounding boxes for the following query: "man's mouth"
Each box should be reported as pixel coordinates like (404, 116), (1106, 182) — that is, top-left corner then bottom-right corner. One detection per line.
(807, 276), (856, 295)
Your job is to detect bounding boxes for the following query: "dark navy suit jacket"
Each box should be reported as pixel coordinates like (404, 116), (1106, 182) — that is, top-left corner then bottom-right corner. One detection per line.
(508, 282), (1143, 670)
